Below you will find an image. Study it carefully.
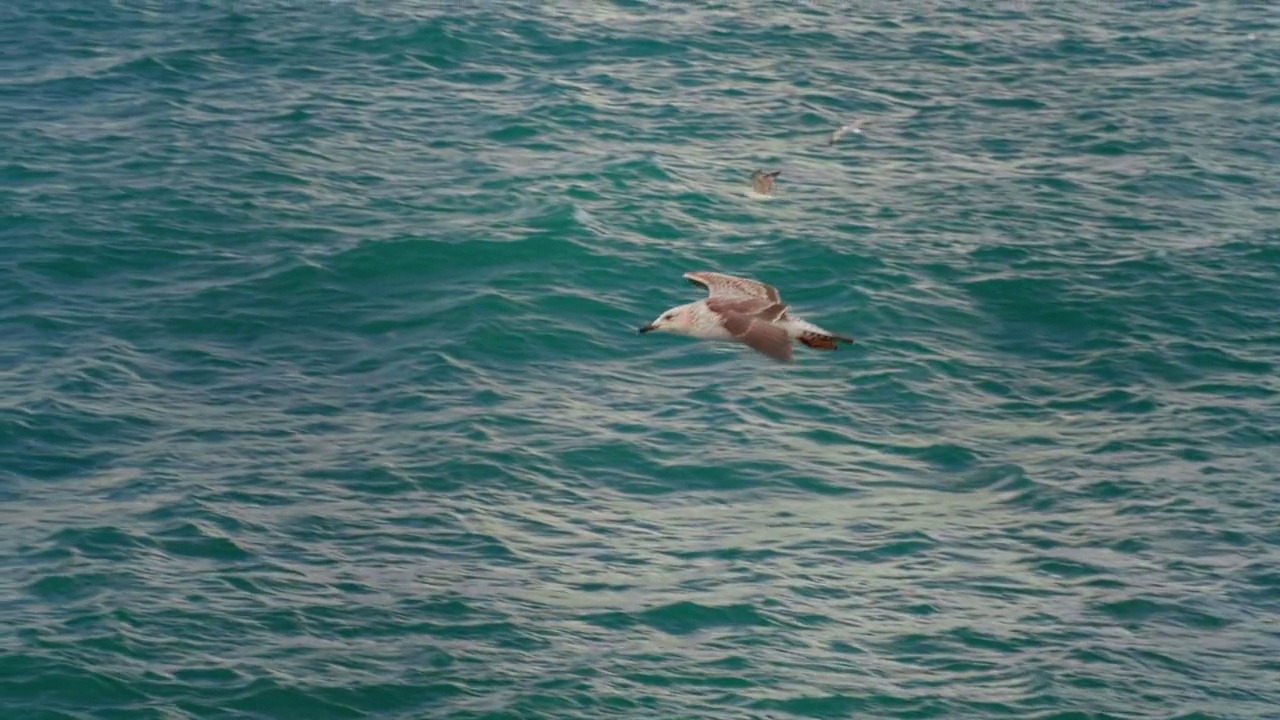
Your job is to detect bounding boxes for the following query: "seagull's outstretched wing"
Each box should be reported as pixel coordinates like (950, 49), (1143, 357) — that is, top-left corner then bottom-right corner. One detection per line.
(705, 294), (793, 362)
(684, 271), (781, 303)
(718, 310), (793, 362)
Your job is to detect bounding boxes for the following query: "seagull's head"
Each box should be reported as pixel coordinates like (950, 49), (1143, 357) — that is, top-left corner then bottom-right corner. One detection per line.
(639, 303), (694, 335)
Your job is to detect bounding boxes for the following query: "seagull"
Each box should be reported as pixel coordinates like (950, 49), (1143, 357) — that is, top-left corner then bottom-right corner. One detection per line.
(638, 272), (855, 362)
(828, 118), (864, 145)
(751, 169), (781, 194)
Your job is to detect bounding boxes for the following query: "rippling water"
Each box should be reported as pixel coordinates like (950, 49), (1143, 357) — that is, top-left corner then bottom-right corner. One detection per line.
(3, 1), (1280, 718)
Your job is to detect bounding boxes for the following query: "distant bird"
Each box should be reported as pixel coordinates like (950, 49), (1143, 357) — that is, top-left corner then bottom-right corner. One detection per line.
(638, 271), (855, 363)
(751, 169), (781, 194)
(828, 118), (864, 145)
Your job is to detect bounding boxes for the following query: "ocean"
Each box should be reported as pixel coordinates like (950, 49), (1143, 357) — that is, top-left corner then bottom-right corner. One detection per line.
(2, 1), (1279, 718)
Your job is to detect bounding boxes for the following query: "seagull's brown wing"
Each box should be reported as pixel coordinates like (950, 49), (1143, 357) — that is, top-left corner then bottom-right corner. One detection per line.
(684, 272), (782, 303)
(708, 296), (793, 362)
(718, 310), (793, 362)
(706, 296), (789, 322)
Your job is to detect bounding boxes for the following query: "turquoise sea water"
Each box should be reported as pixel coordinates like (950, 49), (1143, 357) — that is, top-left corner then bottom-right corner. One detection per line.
(4, 1), (1280, 718)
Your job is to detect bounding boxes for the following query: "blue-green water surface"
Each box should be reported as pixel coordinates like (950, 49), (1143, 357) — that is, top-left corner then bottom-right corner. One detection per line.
(3, 1), (1279, 718)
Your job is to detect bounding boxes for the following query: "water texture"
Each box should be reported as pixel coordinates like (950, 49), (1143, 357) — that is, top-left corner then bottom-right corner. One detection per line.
(3, 1), (1279, 718)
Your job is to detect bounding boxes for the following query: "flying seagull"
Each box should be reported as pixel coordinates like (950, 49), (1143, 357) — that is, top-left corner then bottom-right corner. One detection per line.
(751, 169), (781, 194)
(638, 272), (855, 362)
(828, 118), (864, 145)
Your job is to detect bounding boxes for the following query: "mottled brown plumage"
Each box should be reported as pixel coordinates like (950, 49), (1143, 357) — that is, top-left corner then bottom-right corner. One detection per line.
(684, 271), (781, 303)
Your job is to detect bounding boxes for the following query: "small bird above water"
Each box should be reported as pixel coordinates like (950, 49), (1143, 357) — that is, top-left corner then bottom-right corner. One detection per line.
(828, 118), (864, 145)
(751, 169), (781, 195)
(638, 271), (855, 363)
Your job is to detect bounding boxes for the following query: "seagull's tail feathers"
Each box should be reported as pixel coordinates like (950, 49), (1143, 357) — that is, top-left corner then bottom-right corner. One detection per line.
(798, 331), (854, 350)
(788, 318), (854, 351)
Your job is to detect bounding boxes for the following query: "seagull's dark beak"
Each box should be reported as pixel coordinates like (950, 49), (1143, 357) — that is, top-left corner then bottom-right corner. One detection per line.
(638, 323), (655, 334)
